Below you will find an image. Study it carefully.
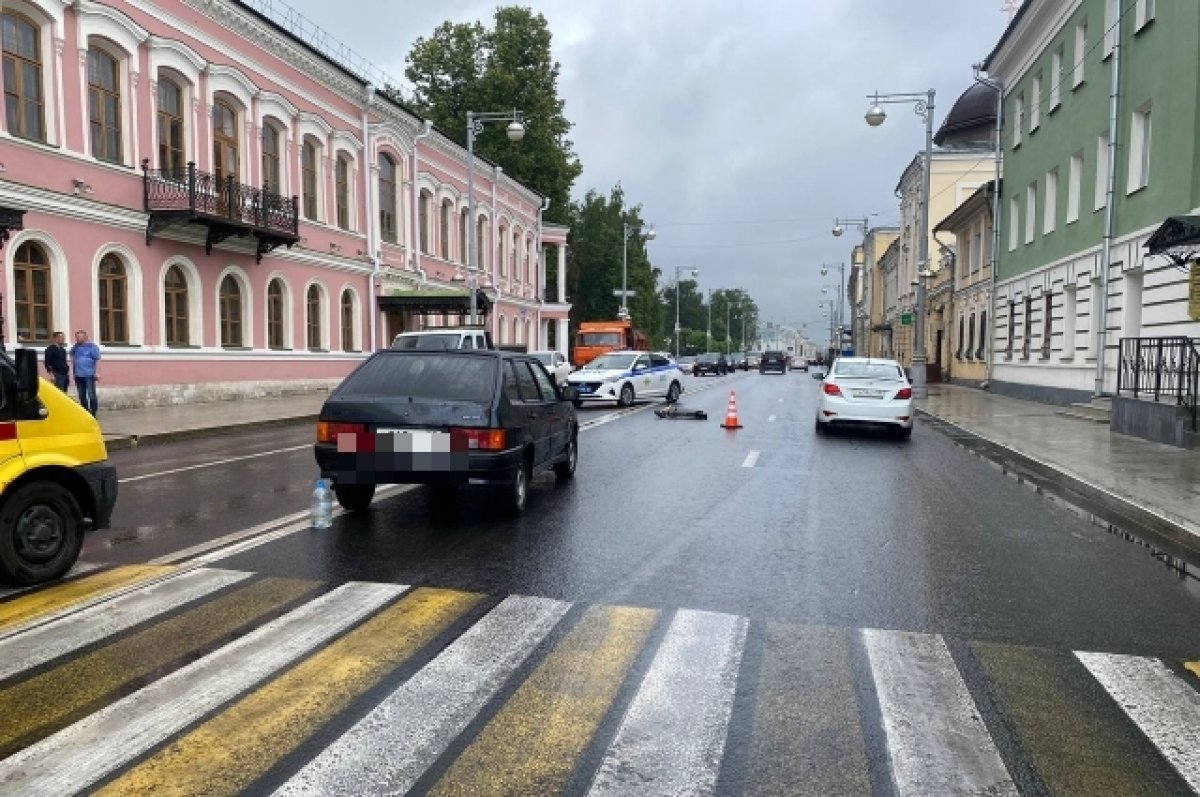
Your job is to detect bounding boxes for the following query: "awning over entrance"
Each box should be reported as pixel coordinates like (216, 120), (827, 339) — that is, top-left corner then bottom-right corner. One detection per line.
(376, 285), (492, 316)
(1145, 215), (1200, 266)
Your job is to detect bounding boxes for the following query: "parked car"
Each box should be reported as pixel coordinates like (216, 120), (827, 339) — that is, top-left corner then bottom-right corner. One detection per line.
(814, 357), (913, 438)
(759, 350), (787, 374)
(677, 355), (698, 374)
(793, 357), (809, 372)
(391, 326), (491, 350)
(531, 350), (572, 386)
(730, 353), (749, 371)
(566, 350), (684, 407)
(314, 349), (578, 516)
(693, 352), (729, 376)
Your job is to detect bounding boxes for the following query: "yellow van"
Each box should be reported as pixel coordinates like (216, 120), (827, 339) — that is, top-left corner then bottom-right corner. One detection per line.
(0, 349), (117, 586)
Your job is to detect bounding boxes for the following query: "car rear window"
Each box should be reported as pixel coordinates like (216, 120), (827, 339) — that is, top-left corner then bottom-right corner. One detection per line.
(834, 361), (905, 380)
(763, 352), (784, 361)
(392, 333), (463, 350)
(338, 354), (496, 402)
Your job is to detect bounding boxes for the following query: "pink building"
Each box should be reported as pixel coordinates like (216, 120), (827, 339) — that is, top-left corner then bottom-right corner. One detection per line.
(0, 0), (570, 408)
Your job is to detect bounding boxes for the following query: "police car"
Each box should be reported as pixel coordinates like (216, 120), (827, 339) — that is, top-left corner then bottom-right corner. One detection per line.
(566, 350), (684, 407)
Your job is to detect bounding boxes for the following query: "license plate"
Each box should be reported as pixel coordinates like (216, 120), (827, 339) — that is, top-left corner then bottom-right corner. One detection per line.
(576, 385), (593, 394)
(854, 390), (884, 399)
(377, 429), (450, 452)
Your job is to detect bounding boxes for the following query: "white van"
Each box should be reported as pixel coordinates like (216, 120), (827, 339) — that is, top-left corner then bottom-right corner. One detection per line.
(391, 327), (492, 351)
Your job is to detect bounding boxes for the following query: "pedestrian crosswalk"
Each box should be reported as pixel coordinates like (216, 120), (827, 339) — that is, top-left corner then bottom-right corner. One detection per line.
(0, 564), (1198, 796)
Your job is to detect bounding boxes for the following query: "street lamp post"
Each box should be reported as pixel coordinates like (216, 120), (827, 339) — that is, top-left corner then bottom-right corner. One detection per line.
(818, 300), (836, 360)
(725, 300), (735, 355)
(833, 217), (871, 355)
(706, 290), (713, 352)
(820, 263), (846, 351)
(466, 110), (525, 325)
(620, 222), (656, 319)
(864, 88), (935, 397)
(674, 266), (698, 360)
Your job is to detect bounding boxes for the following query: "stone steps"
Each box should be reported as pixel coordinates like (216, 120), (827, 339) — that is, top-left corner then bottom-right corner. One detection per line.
(1055, 399), (1112, 424)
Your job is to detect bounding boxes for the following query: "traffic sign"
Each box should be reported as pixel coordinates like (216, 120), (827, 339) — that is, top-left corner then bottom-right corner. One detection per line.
(612, 289), (636, 297)
(900, 312), (913, 326)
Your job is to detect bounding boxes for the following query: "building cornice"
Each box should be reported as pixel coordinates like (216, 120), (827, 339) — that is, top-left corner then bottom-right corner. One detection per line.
(985, 0), (1082, 90)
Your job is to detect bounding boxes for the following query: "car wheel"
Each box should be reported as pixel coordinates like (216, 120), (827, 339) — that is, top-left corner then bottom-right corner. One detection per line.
(333, 483), (375, 512)
(503, 460), (530, 516)
(666, 381), (682, 403)
(0, 482), (84, 587)
(618, 383), (635, 407)
(897, 426), (913, 440)
(554, 434), (578, 481)
(814, 418), (825, 434)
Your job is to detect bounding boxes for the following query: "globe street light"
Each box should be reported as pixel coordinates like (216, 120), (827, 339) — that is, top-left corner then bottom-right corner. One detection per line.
(620, 223), (656, 319)
(466, 110), (525, 325)
(863, 88), (935, 396)
(674, 266), (699, 360)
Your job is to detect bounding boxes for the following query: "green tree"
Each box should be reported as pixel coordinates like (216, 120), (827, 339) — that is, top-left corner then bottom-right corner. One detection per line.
(405, 7), (581, 224)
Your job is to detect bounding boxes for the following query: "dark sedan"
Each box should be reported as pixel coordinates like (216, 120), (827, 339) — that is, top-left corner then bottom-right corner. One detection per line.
(693, 352), (730, 376)
(759, 350), (787, 374)
(315, 350), (579, 515)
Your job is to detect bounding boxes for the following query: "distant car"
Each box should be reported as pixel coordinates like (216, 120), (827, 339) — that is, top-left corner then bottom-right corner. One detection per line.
(392, 327), (491, 350)
(793, 358), (808, 372)
(746, 352), (763, 369)
(315, 349), (579, 516)
(730, 353), (749, 371)
(814, 357), (913, 438)
(759, 351), (787, 374)
(693, 352), (729, 376)
(531, 350), (572, 386)
(566, 350), (684, 407)
(677, 355), (698, 374)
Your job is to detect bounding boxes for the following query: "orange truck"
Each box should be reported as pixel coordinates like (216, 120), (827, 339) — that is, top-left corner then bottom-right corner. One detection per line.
(572, 320), (650, 367)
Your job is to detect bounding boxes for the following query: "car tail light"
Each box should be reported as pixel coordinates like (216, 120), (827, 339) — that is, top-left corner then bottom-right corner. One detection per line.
(450, 428), (507, 451)
(895, 387), (913, 399)
(317, 421), (366, 444)
(822, 383), (842, 396)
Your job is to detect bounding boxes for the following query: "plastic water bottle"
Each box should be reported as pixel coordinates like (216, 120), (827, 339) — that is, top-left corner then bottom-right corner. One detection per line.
(311, 479), (333, 529)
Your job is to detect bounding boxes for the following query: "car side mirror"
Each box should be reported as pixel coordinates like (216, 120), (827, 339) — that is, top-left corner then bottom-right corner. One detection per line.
(15, 348), (40, 403)
(560, 385), (579, 402)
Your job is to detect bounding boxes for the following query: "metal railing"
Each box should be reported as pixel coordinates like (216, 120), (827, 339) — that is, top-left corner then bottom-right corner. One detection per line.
(1117, 336), (1200, 431)
(142, 161), (298, 237)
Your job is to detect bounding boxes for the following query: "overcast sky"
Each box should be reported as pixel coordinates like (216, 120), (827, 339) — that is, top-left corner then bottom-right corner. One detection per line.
(281, 0), (1010, 338)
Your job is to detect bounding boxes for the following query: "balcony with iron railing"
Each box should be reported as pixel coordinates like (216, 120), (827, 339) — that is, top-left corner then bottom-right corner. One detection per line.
(142, 161), (299, 262)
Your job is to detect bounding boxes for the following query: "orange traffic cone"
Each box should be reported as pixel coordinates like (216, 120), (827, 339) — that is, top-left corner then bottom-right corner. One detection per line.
(720, 390), (743, 429)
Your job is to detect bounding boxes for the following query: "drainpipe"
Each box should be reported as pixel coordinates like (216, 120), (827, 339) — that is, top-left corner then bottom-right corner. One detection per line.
(973, 65), (1003, 388)
(1095, 12), (1122, 398)
(412, 120), (433, 287)
(361, 84), (378, 352)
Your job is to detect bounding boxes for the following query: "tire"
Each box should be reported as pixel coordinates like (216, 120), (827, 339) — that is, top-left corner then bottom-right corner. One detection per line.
(897, 426), (913, 440)
(666, 381), (682, 403)
(503, 459), (530, 516)
(554, 434), (578, 481)
(0, 482), (84, 587)
(618, 383), (635, 407)
(814, 418), (825, 434)
(334, 483), (375, 512)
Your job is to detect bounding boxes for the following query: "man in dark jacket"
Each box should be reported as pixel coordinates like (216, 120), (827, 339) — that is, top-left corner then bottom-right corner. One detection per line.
(44, 331), (69, 391)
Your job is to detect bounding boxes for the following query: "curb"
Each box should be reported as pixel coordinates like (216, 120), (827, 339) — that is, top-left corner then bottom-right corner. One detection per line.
(916, 408), (1200, 567)
(103, 413), (319, 451)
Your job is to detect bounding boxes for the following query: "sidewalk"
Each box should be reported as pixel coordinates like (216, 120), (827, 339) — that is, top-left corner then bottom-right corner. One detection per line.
(99, 392), (327, 450)
(917, 384), (1200, 558)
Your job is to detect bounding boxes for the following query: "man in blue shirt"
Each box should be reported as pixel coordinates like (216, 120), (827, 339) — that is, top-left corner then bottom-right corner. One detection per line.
(70, 330), (101, 417)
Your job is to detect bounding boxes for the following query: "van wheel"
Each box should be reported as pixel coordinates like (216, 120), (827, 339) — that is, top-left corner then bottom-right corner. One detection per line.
(0, 482), (84, 587)
(503, 460), (530, 516)
(334, 484), (375, 512)
(618, 384), (635, 407)
(666, 382), (682, 403)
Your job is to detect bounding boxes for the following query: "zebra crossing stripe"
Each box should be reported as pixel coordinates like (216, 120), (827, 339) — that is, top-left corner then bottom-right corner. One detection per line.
(0, 564), (174, 636)
(586, 609), (748, 797)
(1076, 651), (1200, 792)
(863, 629), (1017, 797)
(0, 568), (252, 681)
(0, 582), (406, 797)
(273, 594), (570, 796)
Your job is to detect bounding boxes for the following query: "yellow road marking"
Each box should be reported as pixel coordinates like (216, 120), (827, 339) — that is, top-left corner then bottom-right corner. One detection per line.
(429, 604), (657, 797)
(0, 577), (317, 757)
(0, 565), (173, 632)
(96, 587), (482, 797)
(1185, 661), (1200, 680)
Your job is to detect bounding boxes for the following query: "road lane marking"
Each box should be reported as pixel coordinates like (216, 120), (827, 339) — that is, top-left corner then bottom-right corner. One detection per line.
(0, 581), (404, 797)
(429, 605), (657, 797)
(96, 587), (481, 797)
(587, 609), (747, 797)
(742, 451), (760, 468)
(863, 629), (1016, 796)
(0, 565), (174, 636)
(274, 595), (570, 797)
(1076, 651), (1200, 791)
(768, 415), (776, 422)
(0, 568), (252, 681)
(118, 444), (311, 484)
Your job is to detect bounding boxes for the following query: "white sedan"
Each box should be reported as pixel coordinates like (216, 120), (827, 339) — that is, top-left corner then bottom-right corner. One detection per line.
(814, 357), (914, 438)
(531, 350), (572, 386)
(567, 351), (684, 407)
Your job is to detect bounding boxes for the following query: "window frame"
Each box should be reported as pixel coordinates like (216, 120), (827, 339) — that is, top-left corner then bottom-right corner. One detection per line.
(1073, 21), (1087, 88)
(12, 240), (52, 344)
(211, 96), (240, 183)
(1024, 182), (1037, 244)
(1030, 72), (1042, 131)
(267, 277), (286, 350)
(1127, 103), (1152, 194)
(302, 137), (320, 222)
(1095, 131), (1110, 210)
(261, 121), (282, 193)
(335, 152), (351, 230)
(1012, 93), (1024, 148)
(97, 253), (128, 345)
(1067, 150), (1083, 223)
(156, 76), (185, 177)
(1043, 168), (1058, 235)
(87, 44), (123, 164)
(378, 154), (397, 244)
(1050, 47), (1063, 110)
(305, 283), (325, 350)
(339, 288), (356, 352)
(218, 273), (244, 348)
(163, 264), (190, 347)
(1135, 0), (1154, 33)
(2, 10), (46, 142)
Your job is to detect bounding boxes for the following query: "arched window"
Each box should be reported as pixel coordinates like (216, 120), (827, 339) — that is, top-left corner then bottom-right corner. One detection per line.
(306, 284), (322, 349)
(87, 46), (121, 163)
(957, 315), (966, 359)
(97, 254), (127, 344)
(164, 265), (189, 346)
(267, 278), (285, 349)
(460, 208), (469, 264)
(379, 155), (397, 243)
(526, 238), (534, 284)
(476, 218), (488, 270)
(340, 289), (355, 352)
(418, 190), (431, 254)
(497, 225), (507, 277)
(261, 123), (281, 191)
(13, 241), (51, 343)
(219, 274), (243, 347)
(511, 231), (518, 281)
(440, 200), (452, 260)
(302, 138), (319, 221)
(335, 153), (351, 230)
(157, 78), (184, 176)
(498, 314), (507, 345)
(525, 318), (532, 348)
(1, 12), (45, 141)
(212, 98), (238, 183)
(977, 311), (988, 359)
